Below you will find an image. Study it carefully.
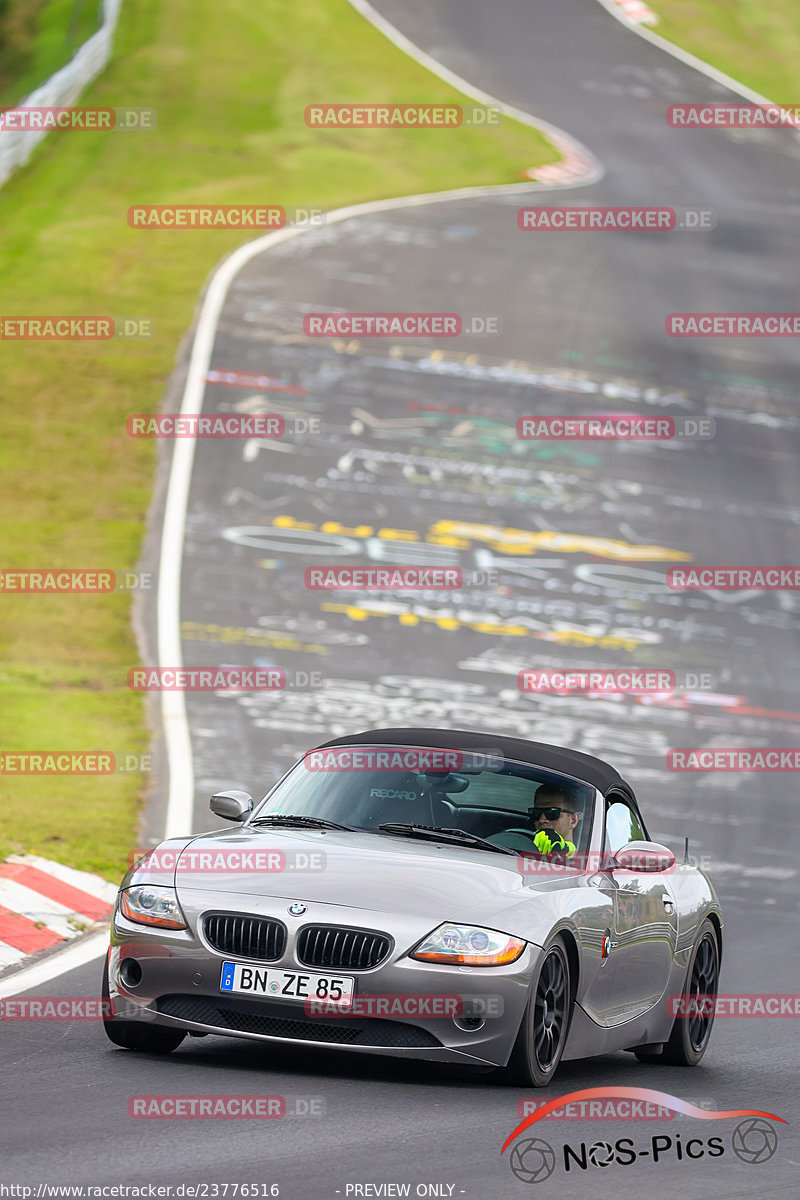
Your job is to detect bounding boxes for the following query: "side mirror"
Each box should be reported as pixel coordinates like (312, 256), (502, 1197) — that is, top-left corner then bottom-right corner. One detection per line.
(210, 789), (254, 822)
(613, 840), (676, 873)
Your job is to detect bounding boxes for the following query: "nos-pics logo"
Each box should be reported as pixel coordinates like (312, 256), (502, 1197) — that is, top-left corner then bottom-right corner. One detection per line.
(502, 1088), (783, 1182)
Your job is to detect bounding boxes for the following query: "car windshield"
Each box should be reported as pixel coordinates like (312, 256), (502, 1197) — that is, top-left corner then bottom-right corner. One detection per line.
(250, 744), (595, 855)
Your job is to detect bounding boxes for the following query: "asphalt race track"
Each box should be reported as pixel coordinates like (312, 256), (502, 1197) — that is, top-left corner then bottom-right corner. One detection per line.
(4, 1), (800, 1195)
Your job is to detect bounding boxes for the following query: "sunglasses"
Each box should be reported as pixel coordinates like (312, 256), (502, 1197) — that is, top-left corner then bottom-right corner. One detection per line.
(532, 806), (576, 821)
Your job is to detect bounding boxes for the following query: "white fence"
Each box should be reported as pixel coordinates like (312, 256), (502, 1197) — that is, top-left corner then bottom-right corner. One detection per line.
(0, 0), (123, 187)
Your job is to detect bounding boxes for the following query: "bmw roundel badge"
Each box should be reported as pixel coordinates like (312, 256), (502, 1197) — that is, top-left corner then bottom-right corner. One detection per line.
(288, 902), (307, 915)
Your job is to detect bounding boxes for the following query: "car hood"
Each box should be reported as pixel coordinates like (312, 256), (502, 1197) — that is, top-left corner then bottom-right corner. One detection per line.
(170, 826), (536, 921)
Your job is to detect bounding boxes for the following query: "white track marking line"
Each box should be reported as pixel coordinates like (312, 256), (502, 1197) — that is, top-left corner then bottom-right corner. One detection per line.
(346, 0), (603, 184)
(594, 0), (796, 114)
(0, 931), (109, 998)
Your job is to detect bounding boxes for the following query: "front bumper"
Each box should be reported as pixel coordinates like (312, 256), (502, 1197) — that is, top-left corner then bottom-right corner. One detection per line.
(106, 889), (539, 1068)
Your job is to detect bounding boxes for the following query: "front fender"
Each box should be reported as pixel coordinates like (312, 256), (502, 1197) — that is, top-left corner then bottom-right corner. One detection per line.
(117, 836), (197, 891)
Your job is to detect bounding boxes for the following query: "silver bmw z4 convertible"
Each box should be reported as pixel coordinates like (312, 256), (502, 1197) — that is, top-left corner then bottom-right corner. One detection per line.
(103, 727), (723, 1085)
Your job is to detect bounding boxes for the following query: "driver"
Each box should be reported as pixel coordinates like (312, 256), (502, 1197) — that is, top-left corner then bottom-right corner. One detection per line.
(530, 783), (581, 858)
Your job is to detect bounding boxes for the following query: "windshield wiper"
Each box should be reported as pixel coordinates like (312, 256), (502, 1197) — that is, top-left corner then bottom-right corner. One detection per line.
(378, 823), (515, 856)
(250, 814), (357, 831)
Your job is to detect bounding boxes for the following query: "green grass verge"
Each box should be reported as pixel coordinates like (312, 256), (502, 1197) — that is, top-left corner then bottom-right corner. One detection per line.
(651, 0), (800, 104)
(0, 0), (105, 106)
(0, 0), (557, 881)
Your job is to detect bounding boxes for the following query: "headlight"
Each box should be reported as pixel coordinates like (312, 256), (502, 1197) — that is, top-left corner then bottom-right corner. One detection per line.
(410, 923), (525, 966)
(120, 885), (186, 930)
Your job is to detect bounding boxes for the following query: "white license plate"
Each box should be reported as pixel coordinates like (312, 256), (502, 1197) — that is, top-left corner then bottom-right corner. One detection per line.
(219, 961), (355, 1006)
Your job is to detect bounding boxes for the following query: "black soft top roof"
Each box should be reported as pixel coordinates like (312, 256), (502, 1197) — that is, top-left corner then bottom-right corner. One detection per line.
(315, 727), (633, 797)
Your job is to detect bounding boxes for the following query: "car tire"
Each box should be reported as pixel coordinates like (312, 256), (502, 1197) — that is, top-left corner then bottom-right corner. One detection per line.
(102, 959), (186, 1054)
(637, 919), (719, 1068)
(660, 919), (719, 1065)
(503, 937), (572, 1087)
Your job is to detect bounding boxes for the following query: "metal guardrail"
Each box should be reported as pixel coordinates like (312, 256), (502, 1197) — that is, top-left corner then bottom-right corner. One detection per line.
(0, 0), (122, 187)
